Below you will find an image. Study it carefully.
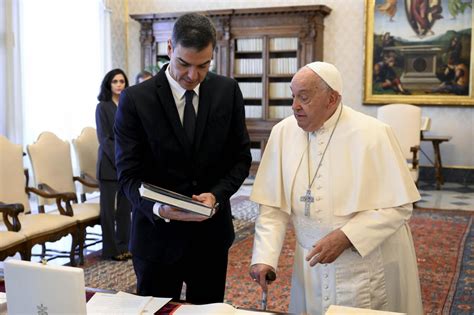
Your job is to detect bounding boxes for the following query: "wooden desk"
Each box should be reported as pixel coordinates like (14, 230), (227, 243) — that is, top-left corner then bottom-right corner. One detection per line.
(421, 135), (452, 190)
(0, 281), (290, 314)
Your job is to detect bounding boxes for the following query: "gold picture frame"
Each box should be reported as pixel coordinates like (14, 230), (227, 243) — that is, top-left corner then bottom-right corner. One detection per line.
(364, 0), (473, 105)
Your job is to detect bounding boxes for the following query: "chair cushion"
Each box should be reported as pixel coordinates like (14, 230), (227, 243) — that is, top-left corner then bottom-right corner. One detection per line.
(406, 163), (419, 181)
(13, 214), (77, 238)
(0, 231), (26, 250)
(71, 203), (100, 222)
(49, 203), (100, 223)
(84, 196), (100, 204)
(410, 168), (419, 182)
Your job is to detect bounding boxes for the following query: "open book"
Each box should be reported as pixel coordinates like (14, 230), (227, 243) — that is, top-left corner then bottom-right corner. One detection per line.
(173, 303), (277, 314)
(139, 183), (216, 217)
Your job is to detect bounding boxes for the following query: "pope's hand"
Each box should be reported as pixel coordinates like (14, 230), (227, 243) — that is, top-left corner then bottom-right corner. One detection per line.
(249, 263), (275, 291)
(306, 229), (352, 266)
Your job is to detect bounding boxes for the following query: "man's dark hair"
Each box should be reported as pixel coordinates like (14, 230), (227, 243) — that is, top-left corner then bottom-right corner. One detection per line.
(171, 13), (216, 51)
(135, 70), (152, 85)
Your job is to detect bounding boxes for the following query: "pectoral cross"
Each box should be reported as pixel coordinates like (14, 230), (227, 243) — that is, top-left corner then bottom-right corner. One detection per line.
(300, 189), (314, 217)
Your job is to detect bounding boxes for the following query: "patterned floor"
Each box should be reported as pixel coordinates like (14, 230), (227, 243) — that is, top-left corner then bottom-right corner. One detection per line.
(416, 181), (474, 211)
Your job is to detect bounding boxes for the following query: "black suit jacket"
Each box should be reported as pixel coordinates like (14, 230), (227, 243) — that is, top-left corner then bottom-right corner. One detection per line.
(114, 65), (251, 263)
(96, 100), (118, 181)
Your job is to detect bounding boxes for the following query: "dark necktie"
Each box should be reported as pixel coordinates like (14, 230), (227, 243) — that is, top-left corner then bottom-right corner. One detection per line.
(183, 90), (196, 144)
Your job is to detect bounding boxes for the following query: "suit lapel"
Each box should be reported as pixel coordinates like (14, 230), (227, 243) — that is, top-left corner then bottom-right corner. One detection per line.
(194, 76), (211, 151)
(155, 67), (192, 156)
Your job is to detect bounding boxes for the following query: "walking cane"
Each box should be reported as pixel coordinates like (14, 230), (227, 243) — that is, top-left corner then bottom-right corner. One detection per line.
(261, 270), (277, 311)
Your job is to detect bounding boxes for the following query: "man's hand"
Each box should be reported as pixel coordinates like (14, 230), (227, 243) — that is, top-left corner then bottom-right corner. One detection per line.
(305, 229), (352, 267)
(192, 192), (217, 208)
(158, 192), (217, 222)
(249, 263), (275, 292)
(159, 205), (208, 221)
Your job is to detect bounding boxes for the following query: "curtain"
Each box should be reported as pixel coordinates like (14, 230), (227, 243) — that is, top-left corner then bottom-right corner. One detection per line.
(0, 0), (22, 144)
(20, 0), (105, 147)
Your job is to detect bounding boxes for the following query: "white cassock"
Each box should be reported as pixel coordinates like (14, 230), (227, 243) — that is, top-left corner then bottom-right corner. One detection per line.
(250, 104), (424, 315)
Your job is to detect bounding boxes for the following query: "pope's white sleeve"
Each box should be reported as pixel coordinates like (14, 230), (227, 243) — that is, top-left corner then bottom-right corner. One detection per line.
(340, 203), (413, 258)
(250, 204), (290, 269)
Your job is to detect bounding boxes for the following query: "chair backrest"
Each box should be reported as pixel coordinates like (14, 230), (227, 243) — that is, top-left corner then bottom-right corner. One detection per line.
(27, 132), (76, 206)
(377, 103), (421, 160)
(72, 127), (99, 194)
(0, 136), (31, 218)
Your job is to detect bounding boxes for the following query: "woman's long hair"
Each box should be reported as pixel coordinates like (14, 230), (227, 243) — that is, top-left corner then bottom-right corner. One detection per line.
(97, 68), (129, 101)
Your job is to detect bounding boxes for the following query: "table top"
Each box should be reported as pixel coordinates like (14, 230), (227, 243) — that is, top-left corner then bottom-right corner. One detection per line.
(0, 280), (178, 314)
(421, 135), (452, 142)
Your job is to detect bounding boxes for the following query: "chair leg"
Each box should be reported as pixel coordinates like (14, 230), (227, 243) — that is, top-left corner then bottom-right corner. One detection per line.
(78, 228), (86, 265)
(41, 243), (46, 258)
(20, 247), (32, 261)
(69, 233), (77, 266)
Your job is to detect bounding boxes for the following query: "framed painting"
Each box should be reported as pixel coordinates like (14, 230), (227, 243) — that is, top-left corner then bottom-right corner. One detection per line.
(364, 0), (473, 105)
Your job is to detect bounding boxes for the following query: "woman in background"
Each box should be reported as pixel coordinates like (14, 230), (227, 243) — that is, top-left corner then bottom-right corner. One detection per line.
(96, 68), (131, 261)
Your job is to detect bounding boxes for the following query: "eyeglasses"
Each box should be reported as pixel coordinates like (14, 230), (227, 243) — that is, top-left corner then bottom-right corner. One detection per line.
(112, 79), (125, 84)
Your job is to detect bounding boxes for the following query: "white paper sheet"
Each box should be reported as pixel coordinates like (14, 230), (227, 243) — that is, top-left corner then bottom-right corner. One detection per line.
(0, 292), (6, 315)
(86, 292), (151, 315)
(116, 291), (171, 314)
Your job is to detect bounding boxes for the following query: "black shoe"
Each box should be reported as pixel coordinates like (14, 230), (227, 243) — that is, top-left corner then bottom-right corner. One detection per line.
(111, 253), (128, 261)
(122, 251), (132, 259)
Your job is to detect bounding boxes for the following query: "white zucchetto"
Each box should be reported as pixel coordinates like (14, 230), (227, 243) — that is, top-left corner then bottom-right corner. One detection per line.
(305, 61), (343, 95)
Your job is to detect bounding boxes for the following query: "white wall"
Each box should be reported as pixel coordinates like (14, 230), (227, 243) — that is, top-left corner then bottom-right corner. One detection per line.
(122, 0), (474, 169)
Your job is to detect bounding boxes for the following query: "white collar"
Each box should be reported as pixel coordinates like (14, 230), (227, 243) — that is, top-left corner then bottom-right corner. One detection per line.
(165, 65), (200, 100)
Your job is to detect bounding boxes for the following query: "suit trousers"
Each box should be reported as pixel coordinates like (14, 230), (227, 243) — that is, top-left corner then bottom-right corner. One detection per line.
(98, 180), (131, 258)
(133, 243), (229, 304)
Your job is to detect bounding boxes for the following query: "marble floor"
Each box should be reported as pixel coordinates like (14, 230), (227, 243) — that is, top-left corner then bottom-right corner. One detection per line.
(416, 181), (474, 211)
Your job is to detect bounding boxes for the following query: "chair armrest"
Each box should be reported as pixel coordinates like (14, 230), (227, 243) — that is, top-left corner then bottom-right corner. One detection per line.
(26, 183), (76, 216)
(410, 145), (420, 170)
(74, 173), (99, 188)
(0, 202), (24, 231)
(26, 185), (76, 200)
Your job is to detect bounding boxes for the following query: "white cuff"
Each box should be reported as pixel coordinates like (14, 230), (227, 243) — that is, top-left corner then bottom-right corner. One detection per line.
(153, 203), (170, 222)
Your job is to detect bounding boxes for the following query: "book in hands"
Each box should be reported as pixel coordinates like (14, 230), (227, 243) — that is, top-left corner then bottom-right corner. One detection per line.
(139, 183), (217, 217)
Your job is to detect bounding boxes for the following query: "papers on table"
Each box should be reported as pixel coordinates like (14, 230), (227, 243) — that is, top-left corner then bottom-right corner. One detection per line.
(0, 292), (6, 315)
(86, 291), (171, 315)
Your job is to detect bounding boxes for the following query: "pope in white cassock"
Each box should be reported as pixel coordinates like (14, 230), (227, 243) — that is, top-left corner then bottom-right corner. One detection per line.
(249, 62), (424, 315)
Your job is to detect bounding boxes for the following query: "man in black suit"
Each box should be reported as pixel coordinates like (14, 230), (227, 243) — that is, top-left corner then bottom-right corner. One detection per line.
(114, 13), (251, 304)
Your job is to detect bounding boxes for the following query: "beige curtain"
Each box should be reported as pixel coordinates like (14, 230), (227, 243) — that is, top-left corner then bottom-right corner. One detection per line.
(0, 0), (23, 144)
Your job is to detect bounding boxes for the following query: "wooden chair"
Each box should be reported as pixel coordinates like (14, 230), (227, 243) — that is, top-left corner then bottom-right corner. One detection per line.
(0, 135), (78, 264)
(377, 104), (421, 183)
(27, 131), (101, 265)
(0, 209), (27, 261)
(72, 127), (100, 203)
